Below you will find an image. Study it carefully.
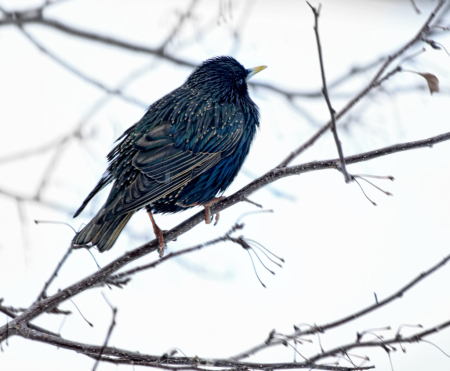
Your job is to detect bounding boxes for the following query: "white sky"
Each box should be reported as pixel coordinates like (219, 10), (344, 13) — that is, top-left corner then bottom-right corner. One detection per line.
(0, 0), (449, 370)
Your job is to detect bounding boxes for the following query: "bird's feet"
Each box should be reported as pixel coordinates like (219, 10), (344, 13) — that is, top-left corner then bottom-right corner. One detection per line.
(204, 197), (226, 225)
(146, 206), (166, 257)
(154, 224), (168, 257)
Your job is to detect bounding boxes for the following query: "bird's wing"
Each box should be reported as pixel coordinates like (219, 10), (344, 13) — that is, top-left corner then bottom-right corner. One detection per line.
(99, 103), (245, 221)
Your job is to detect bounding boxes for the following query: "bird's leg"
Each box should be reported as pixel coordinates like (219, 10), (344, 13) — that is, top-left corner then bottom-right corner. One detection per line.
(204, 197), (226, 225)
(145, 205), (166, 257)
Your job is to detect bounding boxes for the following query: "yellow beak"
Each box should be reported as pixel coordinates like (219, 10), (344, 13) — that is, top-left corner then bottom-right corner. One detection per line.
(246, 65), (267, 81)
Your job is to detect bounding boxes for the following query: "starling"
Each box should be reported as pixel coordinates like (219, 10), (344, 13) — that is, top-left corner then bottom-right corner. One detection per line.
(72, 56), (266, 255)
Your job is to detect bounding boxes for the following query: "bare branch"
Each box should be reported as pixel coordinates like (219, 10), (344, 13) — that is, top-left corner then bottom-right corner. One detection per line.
(0, 11), (197, 68)
(307, 2), (351, 182)
(2, 129), (450, 342)
(9, 316), (450, 369)
(8, 325), (373, 371)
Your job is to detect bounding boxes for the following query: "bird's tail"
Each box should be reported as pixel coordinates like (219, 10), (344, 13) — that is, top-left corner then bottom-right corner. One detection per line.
(72, 210), (135, 252)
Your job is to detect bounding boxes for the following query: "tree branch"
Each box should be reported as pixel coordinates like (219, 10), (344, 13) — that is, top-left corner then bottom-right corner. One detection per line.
(34, 246), (73, 303)
(8, 325), (372, 371)
(1, 129), (450, 342)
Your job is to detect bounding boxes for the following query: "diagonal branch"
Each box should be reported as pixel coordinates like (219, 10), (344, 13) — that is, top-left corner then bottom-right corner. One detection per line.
(0, 12), (197, 68)
(34, 246), (73, 303)
(1, 129), (450, 341)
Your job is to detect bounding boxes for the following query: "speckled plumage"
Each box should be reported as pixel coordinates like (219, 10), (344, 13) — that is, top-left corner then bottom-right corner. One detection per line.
(72, 56), (264, 252)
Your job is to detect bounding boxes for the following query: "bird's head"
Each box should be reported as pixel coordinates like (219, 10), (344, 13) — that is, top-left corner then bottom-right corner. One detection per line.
(186, 56), (267, 101)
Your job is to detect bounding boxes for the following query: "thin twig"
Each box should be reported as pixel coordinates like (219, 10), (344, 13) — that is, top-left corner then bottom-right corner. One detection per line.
(34, 245), (73, 303)
(159, 0), (199, 51)
(111, 236), (228, 281)
(109, 223), (249, 282)
(92, 293), (117, 371)
(18, 26), (146, 108)
(70, 299), (93, 327)
(307, 2), (351, 182)
(410, 0), (421, 14)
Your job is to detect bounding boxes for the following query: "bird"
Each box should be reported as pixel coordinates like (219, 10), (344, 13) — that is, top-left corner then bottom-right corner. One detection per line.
(72, 56), (266, 256)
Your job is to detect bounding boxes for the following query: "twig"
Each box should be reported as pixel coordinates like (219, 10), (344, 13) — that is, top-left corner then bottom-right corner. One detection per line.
(410, 0), (421, 14)
(159, 0), (199, 51)
(109, 223), (249, 282)
(353, 175), (393, 196)
(92, 293), (117, 371)
(421, 339), (450, 358)
(110, 235), (229, 281)
(18, 26), (146, 108)
(0, 136), (70, 165)
(70, 299), (93, 327)
(307, 2), (351, 182)
(353, 177), (377, 206)
(34, 245), (73, 303)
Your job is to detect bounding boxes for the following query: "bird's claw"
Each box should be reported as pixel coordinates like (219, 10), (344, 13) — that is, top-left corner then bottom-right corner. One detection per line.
(157, 229), (167, 257)
(204, 197), (226, 225)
